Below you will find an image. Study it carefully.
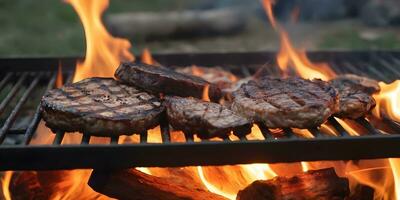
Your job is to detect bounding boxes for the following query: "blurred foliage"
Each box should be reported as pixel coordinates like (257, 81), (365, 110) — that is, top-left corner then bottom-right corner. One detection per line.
(0, 0), (196, 57)
(0, 0), (399, 57)
(319, 29), (400, 50)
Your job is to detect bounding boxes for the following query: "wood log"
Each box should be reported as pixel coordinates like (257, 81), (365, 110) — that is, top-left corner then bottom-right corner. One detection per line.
(88, 168), (227, 200)
(105, 8), (246, 39)
(346, 184), (374, 200)
(9, 171), (50, 200)
(237, 168), (350, 200)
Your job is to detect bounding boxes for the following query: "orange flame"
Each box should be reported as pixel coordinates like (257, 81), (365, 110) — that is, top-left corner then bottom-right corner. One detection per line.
(262, 0), (336, 81)
(66, 0), (134, 83)
(372, 80), (400, 199)
(373, 81), (400, 121)
(141, 48), (155, 65)
(56, 63), (63, 88)
(1, 171), (12, 200)
(262, 1), (400, 199)
(202, 84), (210, 102)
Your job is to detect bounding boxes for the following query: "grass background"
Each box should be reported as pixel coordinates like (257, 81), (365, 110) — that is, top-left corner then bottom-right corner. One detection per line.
(0, 0), (399, 57)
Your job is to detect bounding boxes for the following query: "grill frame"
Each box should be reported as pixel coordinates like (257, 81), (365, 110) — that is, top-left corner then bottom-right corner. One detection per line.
(0, 50), (400, 171)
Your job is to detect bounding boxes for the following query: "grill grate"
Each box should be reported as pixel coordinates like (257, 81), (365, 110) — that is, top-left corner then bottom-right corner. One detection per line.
(0, 51), (399, 170)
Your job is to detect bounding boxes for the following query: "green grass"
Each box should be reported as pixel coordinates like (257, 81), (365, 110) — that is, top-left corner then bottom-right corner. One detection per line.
(319, 29), (400, 50)
(0, 1), (399, 57)
(0, 0), (197, 57)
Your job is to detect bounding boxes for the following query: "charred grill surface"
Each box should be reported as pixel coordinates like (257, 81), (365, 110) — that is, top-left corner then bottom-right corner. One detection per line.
(165, 96), (251, 139)
(231, 77), (338, 128)
(115, 62), (222, 102)
(330, 74), (379, 119)
(41, 78), (163, 136)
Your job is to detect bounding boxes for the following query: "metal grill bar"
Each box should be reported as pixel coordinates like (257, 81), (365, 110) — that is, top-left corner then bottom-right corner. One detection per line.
(0, 73), (28, 114)
(0, 73), (42, 144)
(53, 131), (65, 145)
(0, 51), (399, 170)
(23, 72), (58, 145)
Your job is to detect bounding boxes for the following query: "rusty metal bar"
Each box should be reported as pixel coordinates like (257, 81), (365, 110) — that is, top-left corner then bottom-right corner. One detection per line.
(328, 117), (350, 137)
(0, 73), (28, 114)
(140, 131), (148, 143)
(0, 74), (42, 144)
(53, 131), (65, 145)
(110, 136), (119, 144)
(0, 73), (13, 92)
(23, 72), (58, 145)
(160, 113), (171, 143)
(81, 134), (91, 144)
(355, 118), (381, 135)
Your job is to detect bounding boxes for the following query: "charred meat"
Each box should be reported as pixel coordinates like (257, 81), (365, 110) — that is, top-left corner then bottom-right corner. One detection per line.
(165, 96), (251, 139)
(330, 74), (379, 119)
(41, 78), (163, 136)
(115, 62), (222, 102)
(176, 65), (237, 92)
(331, 74), (380, 94)
(231, 77), (338, 128)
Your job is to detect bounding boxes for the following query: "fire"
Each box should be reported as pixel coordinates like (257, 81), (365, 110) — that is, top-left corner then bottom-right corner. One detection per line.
(4, 0), (398, 199)
(261, 1), (400, 199)
(141, 48), (155, 65)
(372, 81), (400, 199)
(56, 63), (63, 88)
(262, 0), (336, 81)
(373, 81), (400, 121)
(67, 0), (134, 83)
(1, 171), (12, 200)
(202, 84), (210, 102)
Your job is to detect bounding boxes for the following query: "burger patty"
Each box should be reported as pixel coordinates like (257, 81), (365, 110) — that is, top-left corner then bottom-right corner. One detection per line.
(115, 62), (222, 102)
(41, 77), (164, 136)
(231, 76), (338, 128)
(330, 74), (379, 119)
(165, 96), (252, 139)
(331, 74), (380, 94)
(175, 65), (237, 92)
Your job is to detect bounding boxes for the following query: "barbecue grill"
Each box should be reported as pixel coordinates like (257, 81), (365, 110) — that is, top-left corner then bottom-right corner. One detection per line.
(0, 51), (399, 171)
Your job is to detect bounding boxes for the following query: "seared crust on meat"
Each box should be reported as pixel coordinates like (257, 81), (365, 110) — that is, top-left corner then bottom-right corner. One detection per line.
(231, 77), (338, 128)
(41, 78), (163, 136)
(332, 74), (380, 94)
(165, 96), (251, 139)
(330, 75), (377, 119)
(115, 62), (222, 102)
(176, 66), (237, 92)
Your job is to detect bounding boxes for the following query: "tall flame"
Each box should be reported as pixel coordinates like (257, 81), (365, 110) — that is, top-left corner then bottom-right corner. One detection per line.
(262, 1), (400, 199)
(1, 171), (12, 200)
(67, 0), (134, 83)
(262, 0), (336, 81)
(372, 80), (400, 200)
(373, 81), (400, 121)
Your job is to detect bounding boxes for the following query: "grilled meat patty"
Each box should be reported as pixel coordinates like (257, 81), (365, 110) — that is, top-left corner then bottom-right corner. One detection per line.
(331, 74), (380, 94)
(165, 96), (251, 139)
(330, 74), (379, 119)
(115, 62), (222, 102)
(175, 66), (237, 92)
(231, 76), (338, 128)
(41, 77), (164, 136)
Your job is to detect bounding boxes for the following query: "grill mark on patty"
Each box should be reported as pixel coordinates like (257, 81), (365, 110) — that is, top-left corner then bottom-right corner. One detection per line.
(329, 75), (378, 119)
(231, 76), (338, 128)
(41, 77), (164, 136)
(165, 96), (251, 139)
(115, 62), (223, 102)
